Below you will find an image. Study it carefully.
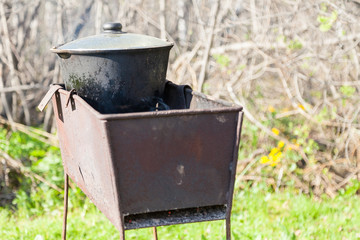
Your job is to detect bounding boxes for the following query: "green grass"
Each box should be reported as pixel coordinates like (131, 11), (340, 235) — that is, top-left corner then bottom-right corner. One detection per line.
(1, 128), (360, 239)
(1, 183), (360, 240)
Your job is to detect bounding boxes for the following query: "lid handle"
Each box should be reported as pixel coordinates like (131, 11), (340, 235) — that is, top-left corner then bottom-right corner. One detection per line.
(103, 22), (123, 33)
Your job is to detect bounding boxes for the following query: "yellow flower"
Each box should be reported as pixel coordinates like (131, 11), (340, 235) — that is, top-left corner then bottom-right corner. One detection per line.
(273, 151), (282, 161)
(270, 161), (278, 167)
(260, 156), (270, 164)
(272, 128), (280, 135)
(271, 152), (282, 166)
(277, 141), (285, 149)
(261, 146), (283, 167)
(298, 104), (305, 110)
(268, 105), (275, 113)
(269, 147), (279, 157)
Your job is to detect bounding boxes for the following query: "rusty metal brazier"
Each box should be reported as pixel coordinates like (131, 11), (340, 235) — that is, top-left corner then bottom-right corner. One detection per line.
(41, 21), (244, 240)
(39, 82), (243, 240)
(51, 22), (173, 114)
(53, 83), (242, 239)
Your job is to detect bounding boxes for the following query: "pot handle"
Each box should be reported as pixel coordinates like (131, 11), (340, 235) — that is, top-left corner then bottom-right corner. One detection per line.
(103, 22), (123, 33)
(37, 84), (64, 112)
(50, 44), (72, 59)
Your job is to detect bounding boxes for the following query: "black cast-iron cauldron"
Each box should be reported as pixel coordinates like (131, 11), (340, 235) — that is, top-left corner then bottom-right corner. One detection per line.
(51, 22), (173, 114)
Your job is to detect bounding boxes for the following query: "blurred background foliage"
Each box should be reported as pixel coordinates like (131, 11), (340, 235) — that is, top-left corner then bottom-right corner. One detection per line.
(0, 0), (360, 238)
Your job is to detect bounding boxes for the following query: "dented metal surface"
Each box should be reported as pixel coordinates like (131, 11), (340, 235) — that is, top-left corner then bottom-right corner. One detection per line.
(52, 86), (243, 238)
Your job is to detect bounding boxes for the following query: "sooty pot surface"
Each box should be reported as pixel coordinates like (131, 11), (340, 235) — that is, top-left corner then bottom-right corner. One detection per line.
(52, 22), (173, 114)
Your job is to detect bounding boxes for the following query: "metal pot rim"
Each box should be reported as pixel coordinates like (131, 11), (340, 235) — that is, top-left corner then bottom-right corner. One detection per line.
(51, 42), (174, 56)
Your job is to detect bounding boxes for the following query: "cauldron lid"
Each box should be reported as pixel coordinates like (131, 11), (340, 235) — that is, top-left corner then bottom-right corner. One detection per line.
(51, 22), (173, 55)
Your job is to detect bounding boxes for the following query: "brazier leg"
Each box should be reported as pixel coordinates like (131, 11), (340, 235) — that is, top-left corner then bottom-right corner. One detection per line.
(226, 217), (231, 240)
(153, 227), (158, 240)
(62, 173), (69, 240)
(119, 229), (125, 240)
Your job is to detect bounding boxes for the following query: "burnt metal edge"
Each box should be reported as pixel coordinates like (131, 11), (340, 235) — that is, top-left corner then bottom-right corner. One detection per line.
(56, 89), (243, 121)
(225, 111), (244, 239)
(124, 205), (226, 230)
